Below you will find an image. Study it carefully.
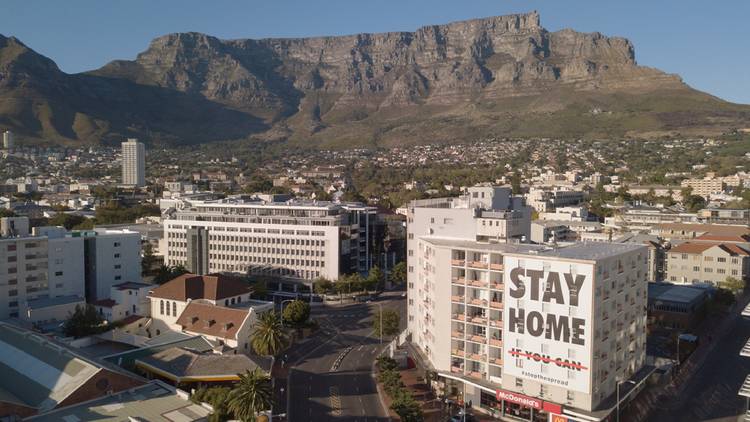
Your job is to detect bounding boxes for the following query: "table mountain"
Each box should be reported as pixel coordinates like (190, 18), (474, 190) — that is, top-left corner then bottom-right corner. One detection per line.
(1, 11), (748, 147)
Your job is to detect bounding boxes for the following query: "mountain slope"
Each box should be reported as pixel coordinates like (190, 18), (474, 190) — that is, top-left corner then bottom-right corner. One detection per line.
(1, 11), (748, 146)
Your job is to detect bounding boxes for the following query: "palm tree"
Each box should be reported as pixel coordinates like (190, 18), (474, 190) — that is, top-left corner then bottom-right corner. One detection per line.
(227, 369), (273, 421)
(251, 311), (288, 357)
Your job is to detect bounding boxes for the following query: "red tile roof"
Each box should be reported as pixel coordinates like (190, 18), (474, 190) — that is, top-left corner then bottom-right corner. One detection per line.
(695, 233), (750, 243)
(176, 302), (249, 340)
(670, 242), (750, 256)
(149, 273), (252, 301)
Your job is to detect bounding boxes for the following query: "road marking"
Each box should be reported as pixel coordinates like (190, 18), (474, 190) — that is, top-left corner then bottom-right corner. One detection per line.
(329, 386), (342, 416)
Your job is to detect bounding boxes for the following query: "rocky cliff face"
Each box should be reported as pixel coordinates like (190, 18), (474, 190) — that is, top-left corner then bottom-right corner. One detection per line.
(1, 12), (747, 146)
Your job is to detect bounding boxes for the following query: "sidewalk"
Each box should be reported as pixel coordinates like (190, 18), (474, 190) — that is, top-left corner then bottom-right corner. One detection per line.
(623, 290), (750, 422)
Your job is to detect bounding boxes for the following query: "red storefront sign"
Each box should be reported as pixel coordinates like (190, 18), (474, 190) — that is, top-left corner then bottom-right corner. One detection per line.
(496, 389), (542, 410)
(495, 389), (563, 414)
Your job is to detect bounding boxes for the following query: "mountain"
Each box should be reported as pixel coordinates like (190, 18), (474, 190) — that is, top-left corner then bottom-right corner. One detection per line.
(1, 11), (748, 147)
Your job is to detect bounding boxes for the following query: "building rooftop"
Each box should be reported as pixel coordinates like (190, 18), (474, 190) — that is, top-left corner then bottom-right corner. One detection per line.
(149, 273), (251, 301)
(135, 347), (270, 383)
(104, 335), (215, 372)
(534, 242), (646, 261)
(112, 281), (152, 290)
(420, 237), (544, 254)
(176, 302), (249, 340)
(24, 295), (84, 310)
(0, 323), (100, 411)
(648, 282), (709, 305)
(27, 381), (211, 422)
(670, 242), (750, 256)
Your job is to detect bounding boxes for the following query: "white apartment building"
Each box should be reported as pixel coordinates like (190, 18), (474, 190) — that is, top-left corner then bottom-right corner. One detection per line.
(527, 188), (585, 213)
(163, 197), (379, 286)
(409, 240), (648, 421)
(93, 281), (152, 322)
(0, 218), (85, 319)
(681, 177), (724, 199)
(407, 195), (649, 421)
(121, 138), (146, 187)
(79, 229), (142, 301)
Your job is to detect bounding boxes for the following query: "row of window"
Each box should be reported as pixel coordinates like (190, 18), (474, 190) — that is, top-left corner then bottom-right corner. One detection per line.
(159, 300), (178, 317)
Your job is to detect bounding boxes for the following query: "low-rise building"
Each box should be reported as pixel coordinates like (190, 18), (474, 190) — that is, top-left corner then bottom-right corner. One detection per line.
(647, 283), (710, 330)
(92, 281), (151, 322)
(665, 242), (750, 285)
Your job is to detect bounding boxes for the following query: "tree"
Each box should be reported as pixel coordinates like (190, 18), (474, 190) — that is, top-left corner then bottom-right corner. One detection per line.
(389, 262), (407, 285)
(373, 309), (401, 337)
(721, 276), (745, 296)
(390, 390), (424, 422)
(313, 277), (332, 295)
(48, 213), (86, 230)
(282, 300), (310, 327)
(153, 264), (189, 284)
(0, 209), (15, 218)
(366, 266), (385, 292)
(251, 311), (289, 357)
(192, 387), (232, 422)
(510, 172), (522, 195)
(63, 304), (105, 338)
(227, 369), (273, 422)
(251, 280), (268, 299)
(141, 242), (157, 277)
(683, 194), (707, 212)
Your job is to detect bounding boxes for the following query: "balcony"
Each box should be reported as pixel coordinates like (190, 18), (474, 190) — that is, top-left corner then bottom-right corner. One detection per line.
(469, 280), (488, 288)
(451, 259), (465, 266)
(490, 263), (504, 271)
(451, 331), (465, 339)
(452, 349), (465, 357)
(490, 301), (503, 309)
(452, 278), (466, 285)
(490, 282), (503, 290)
(469, 335), (487, 344)
(470, 316), (487, 325)
(451, 295), (464, 303)
(468, 261), (489, 269)
(451, 366), (464, 374)
(470, 298), (487, 307)
(489, 338), (503, 347)
(490, 357), (503, 366)
(489, 319), (502, 328)
(468, 353), (484, 362)
(468, 371), (485, 380)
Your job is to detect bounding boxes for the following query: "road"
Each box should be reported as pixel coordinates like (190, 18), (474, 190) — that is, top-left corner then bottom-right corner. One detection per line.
(286, 292), (406, 421)
(647, 304), (750, 422)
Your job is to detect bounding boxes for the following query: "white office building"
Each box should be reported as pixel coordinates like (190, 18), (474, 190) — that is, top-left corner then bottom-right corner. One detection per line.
(163, 196), (380, 288)
(121, 138), (146, 187)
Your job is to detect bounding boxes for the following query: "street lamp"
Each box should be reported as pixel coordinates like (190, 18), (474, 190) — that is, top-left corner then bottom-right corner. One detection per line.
(616, 380), (636, 422)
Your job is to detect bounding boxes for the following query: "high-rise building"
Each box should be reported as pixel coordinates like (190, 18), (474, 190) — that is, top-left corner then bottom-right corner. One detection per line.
(2, 130), (13, 150)
(406, 190), (650, 421)
(121, 138), (146, 187)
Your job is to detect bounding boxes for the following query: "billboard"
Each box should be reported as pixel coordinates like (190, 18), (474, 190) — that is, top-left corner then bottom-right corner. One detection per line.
(503, 256), (593, 393)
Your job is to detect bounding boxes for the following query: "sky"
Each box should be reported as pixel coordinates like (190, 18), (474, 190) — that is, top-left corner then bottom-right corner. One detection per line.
(2, 0), (749, 104)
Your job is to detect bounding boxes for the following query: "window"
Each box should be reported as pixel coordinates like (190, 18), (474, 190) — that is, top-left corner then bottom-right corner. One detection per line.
(160, 300), (164, 315)
(8, 290), (17, 297)
(114, 264), (121, 269)
(114, 242), (121, 247)
(115, 276), (122, 280)
(114, 253), (121, 258)
(55, 271), (63, 276)
(172, 302), (177, 316)
(515, 378), (523, 388)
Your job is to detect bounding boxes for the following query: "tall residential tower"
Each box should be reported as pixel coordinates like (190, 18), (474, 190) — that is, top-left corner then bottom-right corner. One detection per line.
(121, 138), (146, 187)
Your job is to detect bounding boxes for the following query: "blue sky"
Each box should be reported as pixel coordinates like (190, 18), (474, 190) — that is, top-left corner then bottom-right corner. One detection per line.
(2, 0), (748, 104)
